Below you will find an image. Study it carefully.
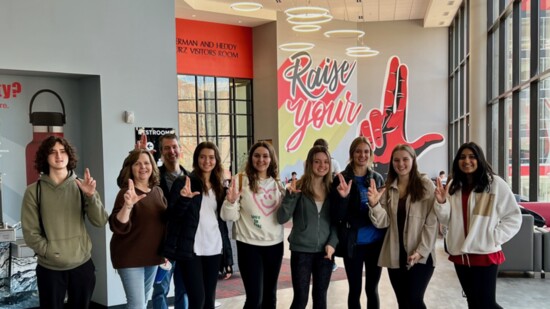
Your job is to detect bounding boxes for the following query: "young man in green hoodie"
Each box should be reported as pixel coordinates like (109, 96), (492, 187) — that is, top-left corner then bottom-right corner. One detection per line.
(21, 136), (108, 309)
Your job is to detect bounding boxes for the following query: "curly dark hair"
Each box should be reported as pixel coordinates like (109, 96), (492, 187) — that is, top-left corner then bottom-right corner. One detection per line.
(244, 141), (279, 193)
(34, 136), (78, 175)
(448, 142), (495, 195)
(118, 149), (160, 188)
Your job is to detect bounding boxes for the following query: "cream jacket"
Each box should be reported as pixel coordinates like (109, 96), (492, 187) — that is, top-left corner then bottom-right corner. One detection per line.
(434, 175), (521, 255)
(369, 175), (437, 268)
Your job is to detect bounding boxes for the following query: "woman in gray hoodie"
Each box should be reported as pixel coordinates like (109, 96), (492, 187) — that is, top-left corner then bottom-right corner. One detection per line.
(277, 145), (344, 309)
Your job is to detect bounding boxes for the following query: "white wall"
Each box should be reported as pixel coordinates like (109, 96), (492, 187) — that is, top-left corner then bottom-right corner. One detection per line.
(0, 0), (177, 306)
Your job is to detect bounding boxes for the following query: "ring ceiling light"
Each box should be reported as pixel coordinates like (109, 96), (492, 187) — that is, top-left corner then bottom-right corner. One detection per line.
(293, 24), (322, 32)
(230, 2), (263, 12)
(279, 42), (315, 52)
(287, 14), (333, 25)
(346, 46), (380, 57)
(284, 6), (330, 18)
(324, 29), (365, 39)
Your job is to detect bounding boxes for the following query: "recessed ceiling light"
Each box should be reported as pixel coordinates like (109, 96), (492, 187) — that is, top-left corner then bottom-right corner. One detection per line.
(448, 1), (455, 5)
(443, 11), (450, 16)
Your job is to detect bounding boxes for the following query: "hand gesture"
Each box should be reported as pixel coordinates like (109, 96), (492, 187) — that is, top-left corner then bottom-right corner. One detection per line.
(180, 176), (200, 198)
(435, 177), (451, 204)
(287, 178), (301, 194)
(324, 245), (335, 260)
(124, 179), (147, 206)
(76, 168), (96, 197)
(359, 56), (444, 171)
(225, 177), (241, 204)
(135, 133), (156, 154)
(336, 173), (352, 198)
(367, 179), (385, 207)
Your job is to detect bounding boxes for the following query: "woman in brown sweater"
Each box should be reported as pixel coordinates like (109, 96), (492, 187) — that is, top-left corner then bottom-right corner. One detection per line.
(109, 149), (167, 309)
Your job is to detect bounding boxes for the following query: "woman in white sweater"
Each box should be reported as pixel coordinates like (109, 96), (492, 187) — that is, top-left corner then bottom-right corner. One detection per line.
(434, 142), (521, 309)
(221, 141), (284, 309)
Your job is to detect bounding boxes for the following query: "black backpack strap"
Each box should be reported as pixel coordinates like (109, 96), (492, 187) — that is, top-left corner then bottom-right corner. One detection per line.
(36, 180), (47, 240)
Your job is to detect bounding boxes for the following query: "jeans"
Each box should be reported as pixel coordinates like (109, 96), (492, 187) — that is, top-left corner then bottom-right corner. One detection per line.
(152, 260), (188, 309)
(118, 266), (157, 309)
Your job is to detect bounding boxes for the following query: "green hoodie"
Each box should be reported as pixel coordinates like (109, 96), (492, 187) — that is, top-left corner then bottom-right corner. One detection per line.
(21, 172), (108, 270)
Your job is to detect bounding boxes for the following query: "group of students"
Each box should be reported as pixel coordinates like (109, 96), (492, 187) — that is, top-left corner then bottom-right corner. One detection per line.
(21, 134), (522, 309)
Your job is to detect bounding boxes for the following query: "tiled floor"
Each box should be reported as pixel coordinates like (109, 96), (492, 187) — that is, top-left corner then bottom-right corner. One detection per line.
(210, 228), (550, 309)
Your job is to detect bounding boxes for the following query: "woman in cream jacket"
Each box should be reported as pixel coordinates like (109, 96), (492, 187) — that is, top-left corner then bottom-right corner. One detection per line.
(367, 144), (437, 309)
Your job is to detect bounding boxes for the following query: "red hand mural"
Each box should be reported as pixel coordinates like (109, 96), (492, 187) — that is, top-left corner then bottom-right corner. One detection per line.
(359, 56), (444, 170)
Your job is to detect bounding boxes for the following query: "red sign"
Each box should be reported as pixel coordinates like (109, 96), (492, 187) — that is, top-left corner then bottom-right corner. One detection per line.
(175, 19), (253, 78)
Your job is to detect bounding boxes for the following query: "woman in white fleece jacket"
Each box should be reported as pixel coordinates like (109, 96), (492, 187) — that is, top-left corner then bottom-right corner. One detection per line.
(434, 142), (521, 309)
(221, 141), (284, 309)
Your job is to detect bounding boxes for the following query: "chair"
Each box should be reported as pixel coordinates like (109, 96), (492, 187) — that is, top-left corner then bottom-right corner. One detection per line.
(499, 214), (543, 277)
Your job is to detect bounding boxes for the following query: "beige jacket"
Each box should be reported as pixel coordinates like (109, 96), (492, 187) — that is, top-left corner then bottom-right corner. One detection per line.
(369, 175), (437, 268)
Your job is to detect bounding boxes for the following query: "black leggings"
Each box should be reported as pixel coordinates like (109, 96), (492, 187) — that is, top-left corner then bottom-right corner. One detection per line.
(343, 241), (383, 309)
(387, 255), (435, 309)
(454, 263), (502, 309)
(36, 258), (96, 309)
(178, 254), (221, 309)
(289, 251), (333, 309)
(237, 241), (284, 309)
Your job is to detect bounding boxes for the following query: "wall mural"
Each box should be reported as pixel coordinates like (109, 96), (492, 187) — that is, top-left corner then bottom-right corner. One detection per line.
(278, 53), (445, 177)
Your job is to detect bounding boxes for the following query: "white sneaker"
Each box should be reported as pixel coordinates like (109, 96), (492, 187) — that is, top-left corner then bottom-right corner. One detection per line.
(215, 301), (222, 308)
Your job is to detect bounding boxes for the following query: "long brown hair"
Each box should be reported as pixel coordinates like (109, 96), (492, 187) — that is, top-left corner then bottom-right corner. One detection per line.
(244, 141), (279, 193)
(297, 146), (332, 199)
(348, 136), (374, 170)
(385, 144), (426, 202)
(192, 141), (224, 202)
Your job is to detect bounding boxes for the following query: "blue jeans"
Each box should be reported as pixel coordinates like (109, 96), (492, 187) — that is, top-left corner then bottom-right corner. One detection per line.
(118, 266), (157, 309)
(152, 260), (188, 309)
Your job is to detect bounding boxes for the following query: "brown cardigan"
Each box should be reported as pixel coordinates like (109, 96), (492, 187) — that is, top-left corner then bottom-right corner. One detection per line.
(109, 186), (166, 269)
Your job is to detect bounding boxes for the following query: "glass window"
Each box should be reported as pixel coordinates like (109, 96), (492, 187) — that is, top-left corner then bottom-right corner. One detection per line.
(541, 11), (550, 72)
(491, 103), (500, 173)
(520, 7), (530, 82)
(178, 75), (253, 173)
(505, 97), (512, 184)
(505, 15), (513, 92)
(540, 77), (550, 201)
(492, 32), (499, 100)
(519, 88), (530, 198)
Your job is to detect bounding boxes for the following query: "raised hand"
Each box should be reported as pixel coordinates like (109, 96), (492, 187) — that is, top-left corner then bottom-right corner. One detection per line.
(135, 133), (156, 154)
(287, 178), (301, 194)
(435, 177), (451, 204)
(179, 176), (200, 198)
(359, 56), (444, 171)
(336, 173), (352, 198)
(367, 179), (385, 207)
(124, 179), (147, 207)
(76, 168), (96, 197)
(324, 245), (335, 260)
(225, 177), (241, 204)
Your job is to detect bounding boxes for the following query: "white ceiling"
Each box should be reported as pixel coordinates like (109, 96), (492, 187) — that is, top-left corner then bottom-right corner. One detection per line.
(176, 0), (462, 28)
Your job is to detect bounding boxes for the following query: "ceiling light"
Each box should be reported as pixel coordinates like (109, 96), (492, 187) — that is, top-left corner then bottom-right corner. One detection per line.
(346, 46), (379, 57)
(279, 42), (315, 52)
(285, 6), (330, 18)
(230, 2), (263, 12)
(293, 25), (322, 32)
(287, 14), (333, 25)
(324, 29), (365, 39)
